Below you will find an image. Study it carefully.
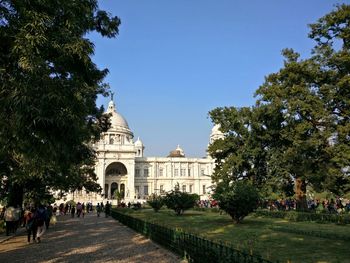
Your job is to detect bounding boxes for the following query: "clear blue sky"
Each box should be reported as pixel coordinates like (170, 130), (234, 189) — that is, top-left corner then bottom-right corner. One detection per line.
(90, 0), (345, 157)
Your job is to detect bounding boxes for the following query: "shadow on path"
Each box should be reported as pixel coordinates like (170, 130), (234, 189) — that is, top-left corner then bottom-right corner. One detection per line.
(0, 213), (181, 263)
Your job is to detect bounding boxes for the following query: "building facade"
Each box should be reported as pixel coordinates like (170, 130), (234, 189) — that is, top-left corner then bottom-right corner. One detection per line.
(65, 98), (223, 204)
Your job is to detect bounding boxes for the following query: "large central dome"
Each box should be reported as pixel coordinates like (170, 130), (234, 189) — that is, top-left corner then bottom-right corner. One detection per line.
(106, 100), (133, 136)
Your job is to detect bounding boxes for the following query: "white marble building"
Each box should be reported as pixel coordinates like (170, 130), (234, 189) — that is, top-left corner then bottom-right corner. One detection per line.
(67, 98), (223, 204)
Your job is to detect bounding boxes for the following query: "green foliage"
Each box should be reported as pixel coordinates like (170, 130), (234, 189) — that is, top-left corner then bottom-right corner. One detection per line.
(254, 209), (350, 224)
(163, 184), (199, 215)
(213, 181), (260, 223)
(0, 0), (120, 205)
(147, 194), (164, 212)
(209, 5), (350, 209)
(113, 190), (123, 203)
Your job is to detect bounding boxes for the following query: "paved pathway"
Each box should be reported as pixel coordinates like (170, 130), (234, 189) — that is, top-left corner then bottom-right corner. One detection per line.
(0, 213), (182, 263)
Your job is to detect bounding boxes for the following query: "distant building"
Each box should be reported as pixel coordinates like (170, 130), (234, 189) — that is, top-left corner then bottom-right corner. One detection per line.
(62, 98), (223, 204)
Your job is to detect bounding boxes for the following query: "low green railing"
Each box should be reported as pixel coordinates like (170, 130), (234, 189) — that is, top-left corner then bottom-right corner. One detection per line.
(110, 210), (275, 263)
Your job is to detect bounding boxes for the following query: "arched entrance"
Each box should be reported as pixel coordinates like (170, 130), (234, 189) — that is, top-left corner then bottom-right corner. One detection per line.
(105, 162), (128, 199)
(105, 162), (127, 176)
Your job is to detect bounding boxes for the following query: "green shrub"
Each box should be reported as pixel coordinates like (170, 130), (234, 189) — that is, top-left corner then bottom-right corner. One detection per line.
(213, 181), (260, 223)
(254, 209), (350, 224)
(163, 185), (199, 215)
(147, 194), (164, 212)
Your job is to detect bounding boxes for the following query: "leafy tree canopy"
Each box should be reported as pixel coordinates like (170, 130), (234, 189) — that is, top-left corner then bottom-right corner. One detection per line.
(209, 4), (350, 210)
(213, 180), (260, 223)
(0, 0), (120, 205)
(163, 184), (199, 215)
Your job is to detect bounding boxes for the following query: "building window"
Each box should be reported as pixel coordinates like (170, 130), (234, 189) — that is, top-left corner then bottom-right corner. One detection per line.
(135, 169), (140, 177)
(174, 168), (179, 177)
(160, 185), (164, 193)
(202, 185), (207, 194)
(182, 185), (186, 192)
(144, 168), (149, 177)
(201, 169), (205, 176)
(189, 184), (193, 193)
(188, 169), (191, 177)
(159, 168), (163, 177)
(144, 185), (149, 196)
(181, 168), (186, 177)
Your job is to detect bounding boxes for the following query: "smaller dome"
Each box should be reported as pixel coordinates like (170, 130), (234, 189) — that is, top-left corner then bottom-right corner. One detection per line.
(135, 137), (143, 147)
(168, 145), (185, 158)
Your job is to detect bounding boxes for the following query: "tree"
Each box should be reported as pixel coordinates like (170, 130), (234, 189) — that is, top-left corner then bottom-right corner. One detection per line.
(209, 4), (350, 210)
(163, 184), (199, 215)
(113, 190), (123, 205)
(147, 194), (164, 212)
(209, 106), (270, 189)
(255, 49), (334, 210)
(213, 180), (260, 223)
(0, 0), (120, 205)
(308, 4), (350, 195)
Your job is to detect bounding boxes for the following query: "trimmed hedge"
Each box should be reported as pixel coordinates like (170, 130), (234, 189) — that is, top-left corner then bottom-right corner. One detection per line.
(254, 209), (350, 224)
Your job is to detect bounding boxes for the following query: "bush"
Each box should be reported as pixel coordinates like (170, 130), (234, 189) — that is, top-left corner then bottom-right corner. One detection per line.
(163, 185), (199, 215)
(254, 209), (350, 224)
(213, 181), (260, 223)
(147, 194), (164, 212)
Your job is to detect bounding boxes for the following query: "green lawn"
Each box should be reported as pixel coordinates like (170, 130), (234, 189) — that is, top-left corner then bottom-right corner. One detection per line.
(115, 208), (350, 263)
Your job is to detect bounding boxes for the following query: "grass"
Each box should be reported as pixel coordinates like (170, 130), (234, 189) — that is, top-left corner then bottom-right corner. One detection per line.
(115, 208), (350, 263)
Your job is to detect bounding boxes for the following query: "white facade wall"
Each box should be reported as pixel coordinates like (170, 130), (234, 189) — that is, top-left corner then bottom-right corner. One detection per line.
(59, 99), (223, 205)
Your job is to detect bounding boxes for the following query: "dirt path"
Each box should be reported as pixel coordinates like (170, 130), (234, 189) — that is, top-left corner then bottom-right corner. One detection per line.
(0, 212), (182, 263)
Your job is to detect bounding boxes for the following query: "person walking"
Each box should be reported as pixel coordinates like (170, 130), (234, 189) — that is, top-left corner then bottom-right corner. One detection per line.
(25, 208), (37, 244)
(35, 205), (46, 243)
(76, 202), (82, 218)
(45, 205), (53, 230)
(96, 203), (101, 217)
(71, 205), (76, 218)
(105, 201), (111, 218)
(4, 205), (16, 236)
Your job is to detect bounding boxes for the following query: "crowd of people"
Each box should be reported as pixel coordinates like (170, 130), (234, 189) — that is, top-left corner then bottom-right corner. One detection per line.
(195, 197), (350, 214)
(260, 198), (350, 213)
(0, 204), (54, 243)
(197, 199), (218, 208)
(0, 200), (114, 244)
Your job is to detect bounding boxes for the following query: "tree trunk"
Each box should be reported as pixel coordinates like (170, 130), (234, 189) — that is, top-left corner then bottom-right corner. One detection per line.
(8, 183), (24, 207)
(295, 177), (307, 211)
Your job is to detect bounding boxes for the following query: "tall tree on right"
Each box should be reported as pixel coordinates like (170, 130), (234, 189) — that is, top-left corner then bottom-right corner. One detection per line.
(308, 4), (350, 195)
(209, 4), (350, 211)
(257, 4), (350, 209)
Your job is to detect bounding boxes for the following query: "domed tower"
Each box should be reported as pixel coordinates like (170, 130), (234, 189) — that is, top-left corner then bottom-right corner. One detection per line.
(207, 124), (224, 157)
(95, 93), (136, 204)
(134, 137), (145, 157)
(209, 124), (224, 144)
(167, 145), (185, 158)
(104, 98), (133, 144)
